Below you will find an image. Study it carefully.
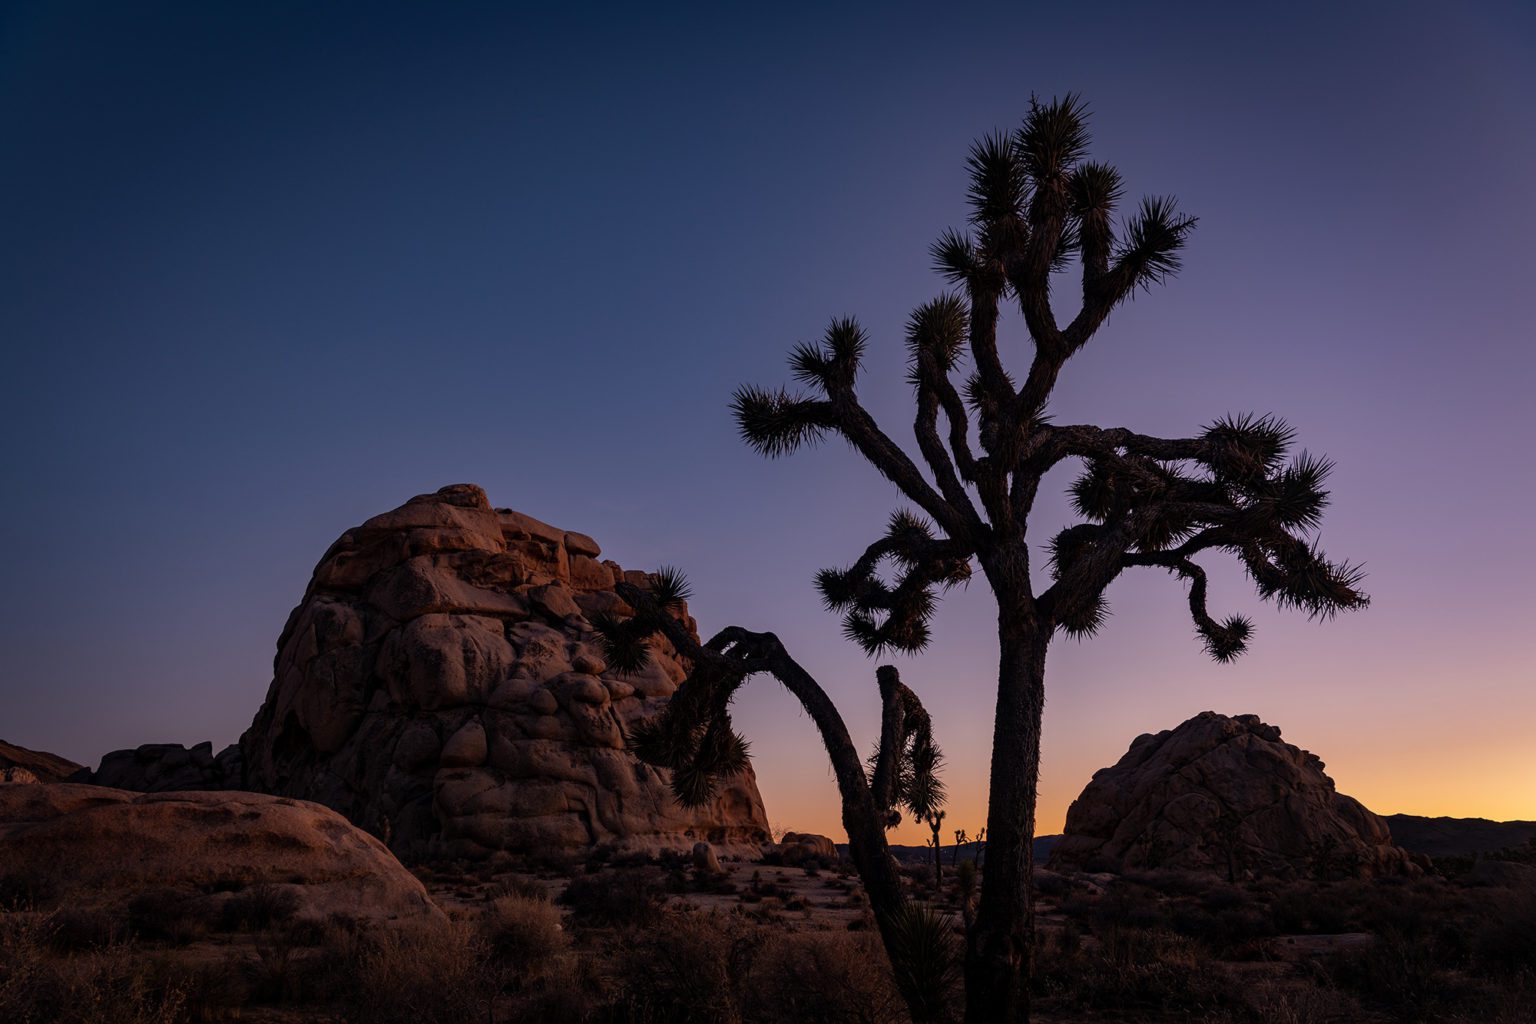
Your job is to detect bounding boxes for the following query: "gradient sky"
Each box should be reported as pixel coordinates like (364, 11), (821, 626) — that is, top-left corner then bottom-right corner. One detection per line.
(3, 2), (1532, 844)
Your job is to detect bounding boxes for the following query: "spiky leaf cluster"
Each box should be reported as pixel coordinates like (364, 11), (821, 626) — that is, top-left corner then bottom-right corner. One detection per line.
(1051, 415), (1368, 659)
(816, 511), (971, 655)
(593, 570), (752, 808)
(904, 295), (969, 389)
(884, 902), (962, 1024)
(929, 94), (1194, 311)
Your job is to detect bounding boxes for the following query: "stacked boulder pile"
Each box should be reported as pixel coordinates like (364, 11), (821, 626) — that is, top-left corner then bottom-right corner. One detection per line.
(239, 484), (771, 860)
(1049, 711), (1421, 880)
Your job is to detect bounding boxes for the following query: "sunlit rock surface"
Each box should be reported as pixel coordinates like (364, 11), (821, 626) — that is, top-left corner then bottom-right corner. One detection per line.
(240, 484), (770, 860)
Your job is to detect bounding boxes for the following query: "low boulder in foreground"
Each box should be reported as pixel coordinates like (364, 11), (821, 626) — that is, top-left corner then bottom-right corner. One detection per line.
(1050, 711), (1422, 880)
(0, 783), (442, 929)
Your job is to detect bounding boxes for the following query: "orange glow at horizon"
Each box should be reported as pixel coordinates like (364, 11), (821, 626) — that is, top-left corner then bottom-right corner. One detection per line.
(742, 646), (1536, 848)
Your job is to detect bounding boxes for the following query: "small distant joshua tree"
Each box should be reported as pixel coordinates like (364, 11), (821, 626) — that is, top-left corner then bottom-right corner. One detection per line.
(604, 95), (1368, 1024)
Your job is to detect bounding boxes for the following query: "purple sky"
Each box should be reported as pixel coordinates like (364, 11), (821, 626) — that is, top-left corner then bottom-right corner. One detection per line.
(2, 2), (1532, 841)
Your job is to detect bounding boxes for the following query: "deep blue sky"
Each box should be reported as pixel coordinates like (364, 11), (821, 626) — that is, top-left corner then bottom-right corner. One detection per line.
(3, 2), (1532, 837)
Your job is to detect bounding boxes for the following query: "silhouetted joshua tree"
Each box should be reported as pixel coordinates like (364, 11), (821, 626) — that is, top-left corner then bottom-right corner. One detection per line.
(595, 575), (956, 1022)
(719, 95), (1369, 1023)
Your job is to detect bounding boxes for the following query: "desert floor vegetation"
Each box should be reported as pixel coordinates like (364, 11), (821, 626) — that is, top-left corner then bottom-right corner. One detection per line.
(5, 848), (1534, 1023)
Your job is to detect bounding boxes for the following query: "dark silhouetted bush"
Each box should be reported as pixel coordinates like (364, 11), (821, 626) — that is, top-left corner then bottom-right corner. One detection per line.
(560, 867), (666, 926)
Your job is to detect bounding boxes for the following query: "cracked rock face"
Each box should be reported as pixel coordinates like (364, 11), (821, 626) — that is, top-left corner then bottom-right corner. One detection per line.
(1049, 712), (1419, 880)
(240, 484), (770, 861)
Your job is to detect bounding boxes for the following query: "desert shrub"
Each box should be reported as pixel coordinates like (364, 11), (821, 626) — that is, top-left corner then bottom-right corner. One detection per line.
(899, 862), (935, 890)
(494, 874), (551, 902)
(1124, 869), (1211, 897)
(176, 957), (249, 1020)
(746, 930), (906, 1024)
(1032, 869), (1069, 898)
(583, 845), (615, 873)
(49, 907), (128, 951)
(1168, 901), (1274, 950)
(560, 867), (666, 927)
(484, 894), (567, 983)
(1033, 924), (1231, 1012)
(127, 888), (206, 945)
(1473, 892), (1536, 975)
(1198, 882), (1246, 912)
(501, 954), (604, 1024)
(1328, 924), (1464, 1020)
(610, 849), (659, 869)
(217, 882), (299, 932)
(344, 922), (496, 1024)
(0, 873), (58, 910)
(1092, 880), (1169, 933)
(1199, 980), (1366, 1024)
(245, 924), (322, 1004)
(0, 916), (191, 1024)
(600, 909), (756, 1024)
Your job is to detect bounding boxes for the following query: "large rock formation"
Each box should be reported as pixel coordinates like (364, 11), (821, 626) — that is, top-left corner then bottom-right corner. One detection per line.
(1050, 712), (1418, 880)
(0, 739), (82, 784)
(0, 784), (442, 928)
(240, 484), (770, 860)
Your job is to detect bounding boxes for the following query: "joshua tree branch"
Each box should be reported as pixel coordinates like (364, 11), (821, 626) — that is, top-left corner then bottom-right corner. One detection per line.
(826, 386), (972, 542)
(913, 375), (984, 535)
(1043, 424), (1207, 467)
(967, 279), (1013, 409)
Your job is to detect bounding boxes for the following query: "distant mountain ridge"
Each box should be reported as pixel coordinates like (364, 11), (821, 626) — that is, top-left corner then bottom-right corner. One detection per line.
(1385, 814), (1536, 857)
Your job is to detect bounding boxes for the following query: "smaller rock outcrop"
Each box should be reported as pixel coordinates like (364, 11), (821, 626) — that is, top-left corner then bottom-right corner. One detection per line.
(778, 832), (838, 866)
(88, 741), (242, 792)
(0, 784), (441, 928)
(1050, 712), (1418, 880)
(0, 740), (83, 784)
(692, 841), (724, 875)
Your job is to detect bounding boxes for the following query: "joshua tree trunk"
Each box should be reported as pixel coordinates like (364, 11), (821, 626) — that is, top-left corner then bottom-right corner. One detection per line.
(965, 568), (1049, 1024)
(930, 819), (944, 890)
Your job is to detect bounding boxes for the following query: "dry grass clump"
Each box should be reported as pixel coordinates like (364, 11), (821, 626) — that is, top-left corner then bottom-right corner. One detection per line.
(746, 928), (908, 1024)
(126, 888), (206, 946)
(1198, 980), (1366, 1024)
(216, 882), (299, 933)
(484, 893), (567, 982)
(0, 913), (190, 1024)
(1032, 920), (1234, 1014)
(345, 920), (496, 1024)
(560, 867), (667, 926)
(595, 908), (907, 1024)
